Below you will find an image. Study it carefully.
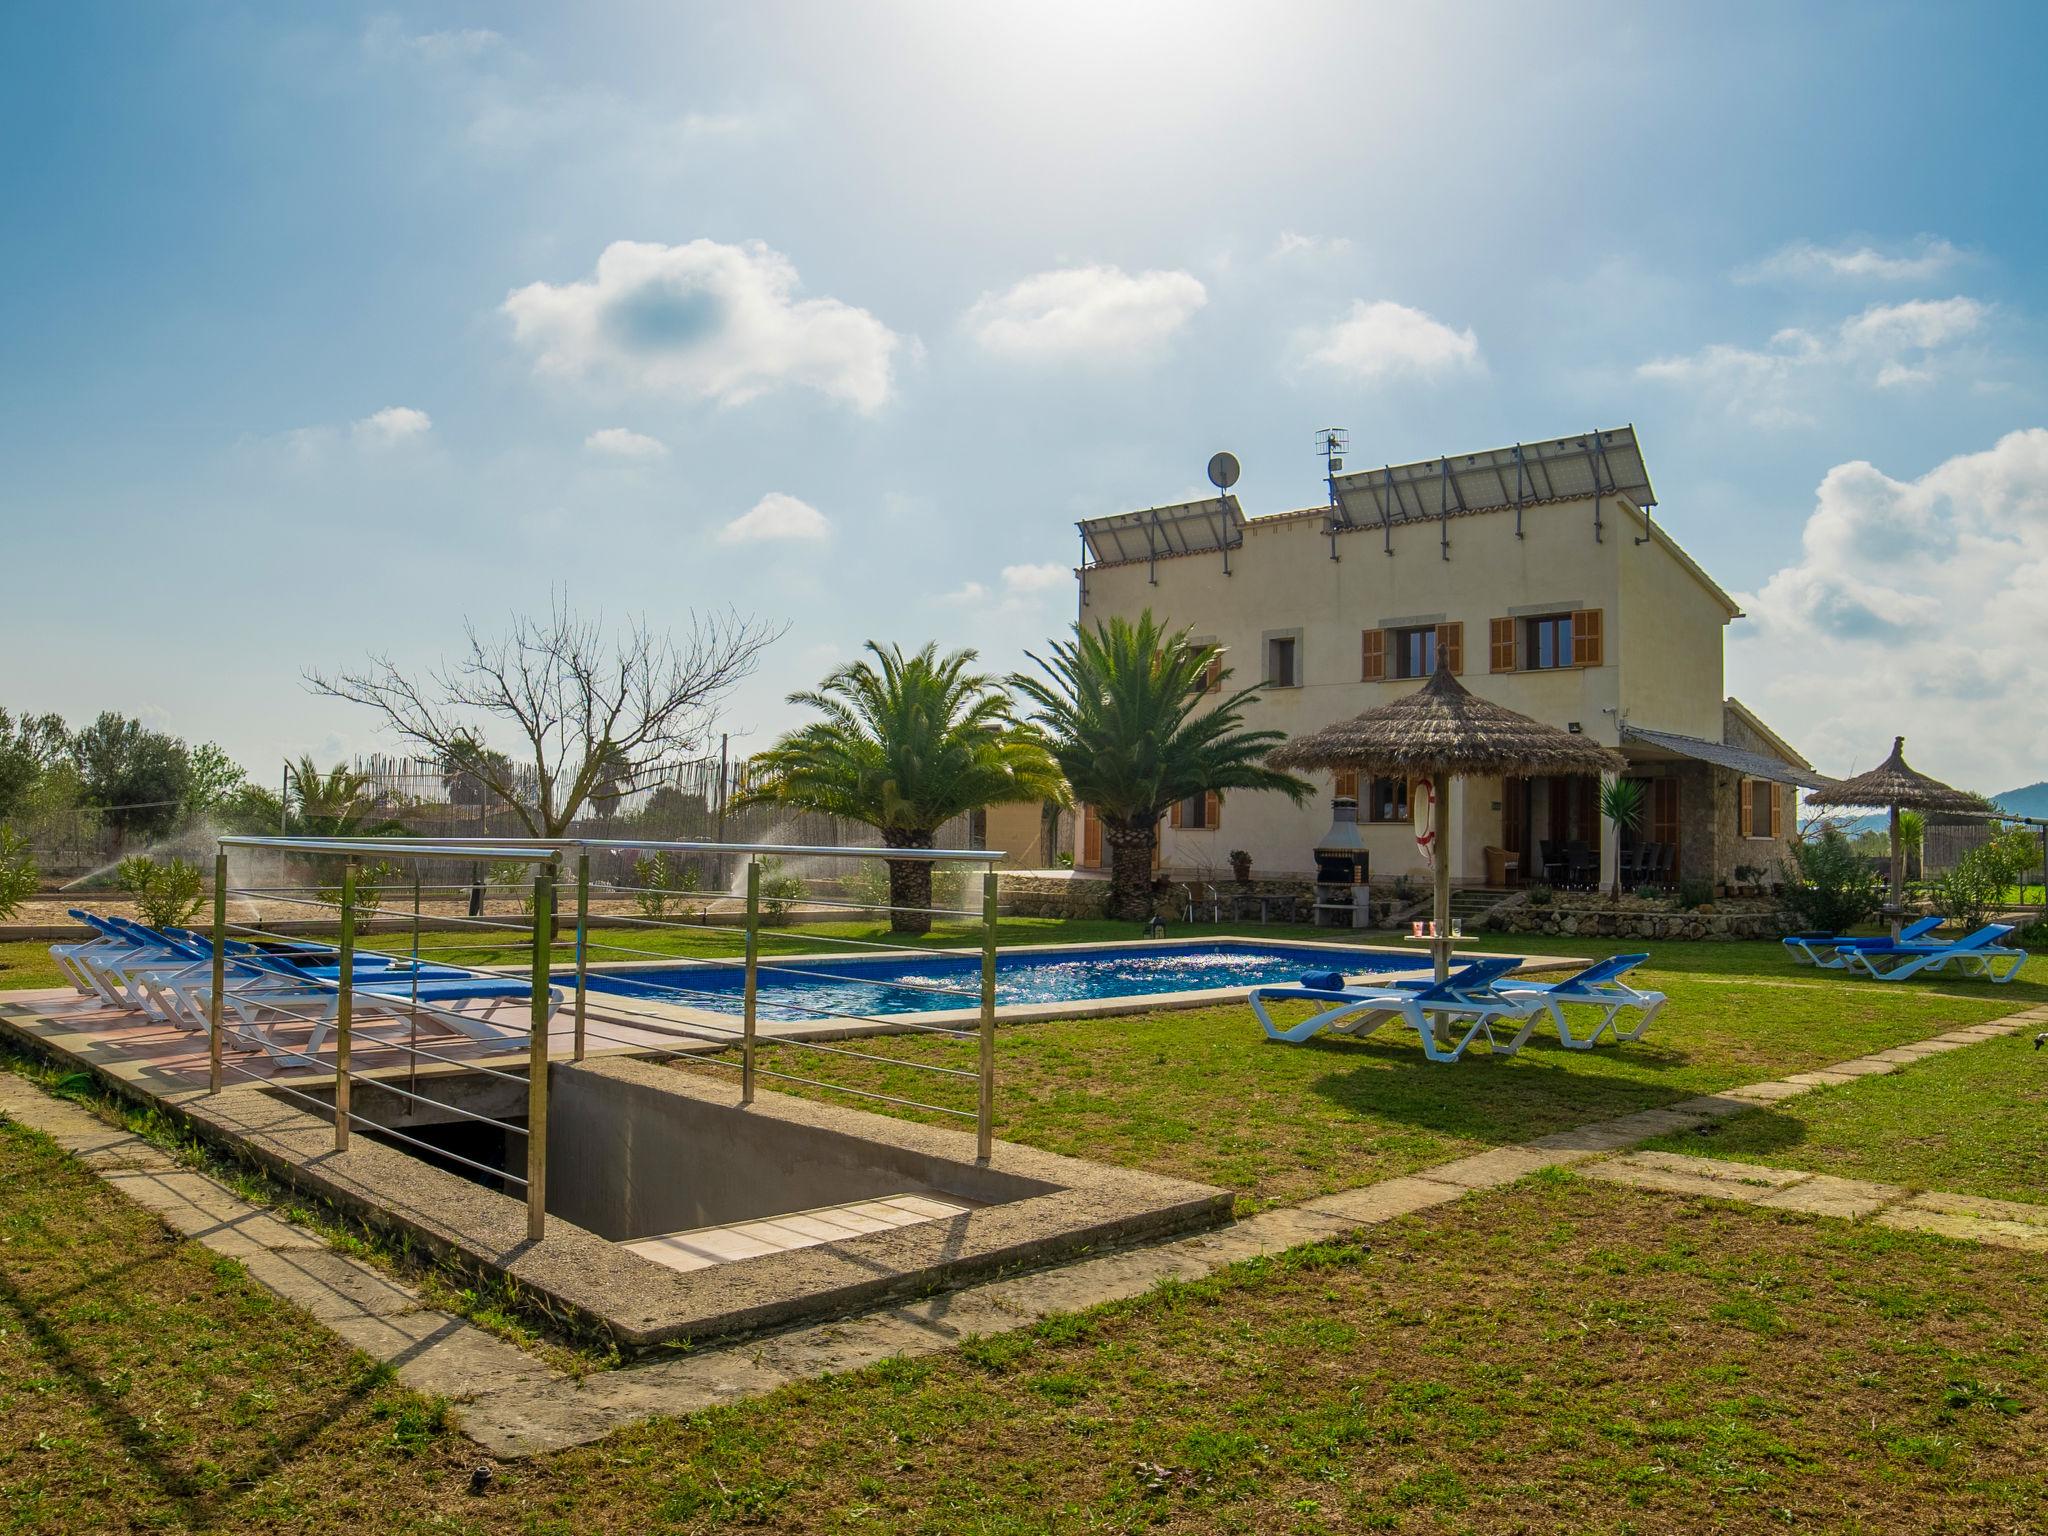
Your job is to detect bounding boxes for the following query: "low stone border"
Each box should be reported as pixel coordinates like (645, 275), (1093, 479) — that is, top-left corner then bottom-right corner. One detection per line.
(4, 999), (2044, 1458)
(1585, 1149), (2048, 1251)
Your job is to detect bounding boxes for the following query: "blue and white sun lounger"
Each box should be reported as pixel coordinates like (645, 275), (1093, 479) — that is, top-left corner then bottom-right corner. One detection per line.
(1783, 916), (1941, 968)
(1492, 952), (1665, 1047)
(1838, 923), (2027, 983)
(1249, 955), (1542, 1062)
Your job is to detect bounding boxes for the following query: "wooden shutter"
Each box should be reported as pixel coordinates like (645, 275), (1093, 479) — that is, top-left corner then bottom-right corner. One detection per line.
(1205, 791), (1221, 829)
(1571, 608), (1604, 667)
(1169, 798), (1183, 828)
(1489, 617), (1515, 673)
(1082, 807), (1101, 866)
(1361, 628), (1385, 681)
(1204, 653), (1223, 693)
(1436, 621), (1463, 675)
(1738, 782), (1754, 839)
(1335, 768), (1359, 800)
(1767, 783), (1782, 838)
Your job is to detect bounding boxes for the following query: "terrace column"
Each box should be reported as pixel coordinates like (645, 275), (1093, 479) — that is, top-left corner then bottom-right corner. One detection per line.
(1598, 771), (1620, 895)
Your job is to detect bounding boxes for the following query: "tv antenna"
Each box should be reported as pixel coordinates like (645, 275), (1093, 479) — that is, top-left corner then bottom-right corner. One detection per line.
(1316, 427), (1350, 559)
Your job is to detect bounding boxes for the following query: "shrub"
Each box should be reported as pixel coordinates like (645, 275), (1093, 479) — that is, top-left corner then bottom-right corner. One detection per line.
(1523, 882), (1554, 908)
(0, 827), (38, 920)
(1673, 877), (1715, 912)
(117, 854), (206, 929)
(757, 858), (805, 923)
(1931, 841), (2009, 932)
(1780, 825), (1881, 933)
(631, 851), (699, 918)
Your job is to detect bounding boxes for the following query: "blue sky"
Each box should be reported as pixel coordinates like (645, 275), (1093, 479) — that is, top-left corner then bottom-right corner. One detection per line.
(4, 2), (2046, 789)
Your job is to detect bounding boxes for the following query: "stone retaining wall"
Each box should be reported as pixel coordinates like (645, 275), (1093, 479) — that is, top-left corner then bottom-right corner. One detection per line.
(1486, 903), (1801, 942)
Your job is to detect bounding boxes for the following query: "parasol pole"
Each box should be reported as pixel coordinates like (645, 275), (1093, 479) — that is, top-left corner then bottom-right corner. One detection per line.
(1887, 802), (1903, 942)
(1433, 769), (1452, 983)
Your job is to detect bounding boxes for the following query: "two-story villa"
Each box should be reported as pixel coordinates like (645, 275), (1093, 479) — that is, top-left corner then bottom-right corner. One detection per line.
(1070, 427), (1825, 893)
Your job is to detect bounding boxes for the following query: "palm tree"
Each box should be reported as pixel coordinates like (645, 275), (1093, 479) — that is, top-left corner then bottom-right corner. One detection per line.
(1010, 612), (1312, 920)
(1600, 777), (1646, 902)
(286, 757), (407, 837)
(736, 642), (1064, 935)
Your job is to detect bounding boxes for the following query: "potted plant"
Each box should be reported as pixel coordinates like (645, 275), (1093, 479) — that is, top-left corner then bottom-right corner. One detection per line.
(1228, 849), (1253, 884)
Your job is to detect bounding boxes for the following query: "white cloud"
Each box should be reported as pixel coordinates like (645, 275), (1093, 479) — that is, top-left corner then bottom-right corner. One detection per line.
(584, 426), (669, 460)
(351, 405), (432, 447)
(1297, 300), (1483, 383)
(1272, 231), (1353, 260)
(1000, 562), (1070, 594)
(718, 492), (830, 545)
(503, 239), (903, 411)
(1737, 236), (1963, 285)
(1730, 429), (2048, 791)
(934, 563), (1072, 613)
(964, 265), (1206, 360)
(1839, 296), (1986, 352)
(1638, 297), (1990, 426)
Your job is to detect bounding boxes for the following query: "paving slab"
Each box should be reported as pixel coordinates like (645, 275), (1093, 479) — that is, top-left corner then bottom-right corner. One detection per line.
(1302, 1175), (1471, 1223)
(1876, 1206), (2048, 1252)
(1754, 1173), (1903, 1220)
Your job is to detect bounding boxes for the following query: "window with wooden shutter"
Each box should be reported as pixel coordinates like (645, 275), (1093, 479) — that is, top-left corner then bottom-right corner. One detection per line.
(1360, 628), (1385, 681)
(1571, 608), (1604, 667)
(1436, 621), (1463, 675)
(1489, 617), (1515, 672)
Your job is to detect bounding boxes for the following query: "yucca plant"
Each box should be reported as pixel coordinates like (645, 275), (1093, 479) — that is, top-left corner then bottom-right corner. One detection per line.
(1010, 612), (1312, 920)
(736, 642), (1064, 934)
(1600, 777), (1646, 902)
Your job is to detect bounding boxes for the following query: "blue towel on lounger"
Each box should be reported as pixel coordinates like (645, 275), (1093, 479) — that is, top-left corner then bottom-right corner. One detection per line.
(1300, 969), (1345, 991)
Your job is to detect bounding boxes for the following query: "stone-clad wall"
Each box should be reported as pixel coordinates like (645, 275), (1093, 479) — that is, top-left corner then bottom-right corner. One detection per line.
(1487, 902), (1800, 942)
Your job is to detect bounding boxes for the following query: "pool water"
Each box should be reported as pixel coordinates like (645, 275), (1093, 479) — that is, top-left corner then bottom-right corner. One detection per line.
(574, 941), (1430, 1023)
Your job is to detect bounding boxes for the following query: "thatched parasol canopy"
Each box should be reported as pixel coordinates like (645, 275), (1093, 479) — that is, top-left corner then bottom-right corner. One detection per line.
(1270, 661), (1624, 985)
(1268, 663), (1627, 779)
(1805, 736), (1981, 815)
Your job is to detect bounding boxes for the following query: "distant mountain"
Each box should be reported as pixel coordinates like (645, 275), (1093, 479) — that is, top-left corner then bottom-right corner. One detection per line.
(1992, 782), (2048, 820)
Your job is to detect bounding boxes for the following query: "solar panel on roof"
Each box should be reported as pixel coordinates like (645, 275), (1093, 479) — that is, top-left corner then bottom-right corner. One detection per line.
(1079, 495), (1244, 566)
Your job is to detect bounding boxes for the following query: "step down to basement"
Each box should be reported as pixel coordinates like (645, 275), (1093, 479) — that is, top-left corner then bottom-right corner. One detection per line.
(624, 1193), (974, 1274)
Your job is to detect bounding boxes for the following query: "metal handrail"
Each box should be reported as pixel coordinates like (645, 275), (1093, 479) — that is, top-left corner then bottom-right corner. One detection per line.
(208, 833), (1005, 1247)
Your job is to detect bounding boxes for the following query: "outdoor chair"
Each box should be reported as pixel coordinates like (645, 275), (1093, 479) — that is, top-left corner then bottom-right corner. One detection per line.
(1492, 952), (1665, 1047)
(1537, 840), (1565, 884)
(197, 972), (548, 1066)
(1837, 923), (2027, 983)
(1247, 955), (1545, 1062)
(1565, 841), (1596, 888)
(1653, 844), (1676, 889)
(1783, 916), (1941, 968)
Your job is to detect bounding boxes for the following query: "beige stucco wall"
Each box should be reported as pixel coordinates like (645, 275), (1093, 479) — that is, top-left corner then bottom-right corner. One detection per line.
(983, 801), (1051, 868)
(1079, 491), (1740, 881)
(1616, 503), (1734, 739)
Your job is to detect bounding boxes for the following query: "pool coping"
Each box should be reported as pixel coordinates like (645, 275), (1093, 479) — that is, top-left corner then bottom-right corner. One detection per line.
(568, 934), (1586, 1045)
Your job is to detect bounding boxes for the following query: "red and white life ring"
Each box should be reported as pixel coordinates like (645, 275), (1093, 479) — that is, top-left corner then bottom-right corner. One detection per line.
(1413, 778), (1436, 859)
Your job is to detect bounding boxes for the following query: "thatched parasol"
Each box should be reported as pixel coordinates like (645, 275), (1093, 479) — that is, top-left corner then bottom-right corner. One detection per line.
(1806, 736), (1984, 938)
(1271, 661), (1625, 979)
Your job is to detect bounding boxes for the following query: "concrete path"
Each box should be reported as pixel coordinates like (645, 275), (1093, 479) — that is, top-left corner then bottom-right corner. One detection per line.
(1585, 1148), (2048, 1250)
(5, 1002), (2045, 1459)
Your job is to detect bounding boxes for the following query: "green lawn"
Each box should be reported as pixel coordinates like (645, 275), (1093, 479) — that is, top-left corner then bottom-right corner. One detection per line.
(717, 935), (2047, 1209)
(5, 1115), (2045, 1534)
(1644, 1026), (2048, 1206)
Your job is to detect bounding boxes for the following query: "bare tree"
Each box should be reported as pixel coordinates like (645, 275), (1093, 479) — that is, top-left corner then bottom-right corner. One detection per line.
(308, 598), (784, 837)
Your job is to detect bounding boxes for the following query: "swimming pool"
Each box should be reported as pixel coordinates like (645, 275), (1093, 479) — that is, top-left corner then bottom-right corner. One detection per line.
(575, 940), (1433, 1023)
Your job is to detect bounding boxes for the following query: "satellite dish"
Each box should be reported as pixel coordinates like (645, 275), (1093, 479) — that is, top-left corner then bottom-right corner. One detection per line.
(1207, 452), (1241, 492)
